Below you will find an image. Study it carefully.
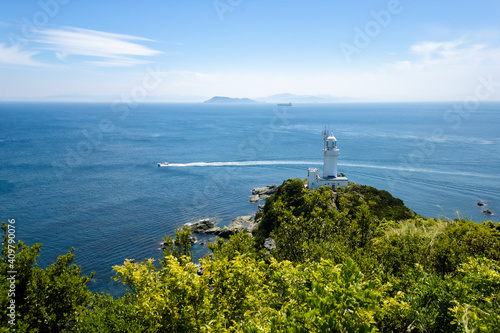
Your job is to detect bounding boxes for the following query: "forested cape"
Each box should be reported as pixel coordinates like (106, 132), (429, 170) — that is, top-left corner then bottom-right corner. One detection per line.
(2, 179), (500, 332)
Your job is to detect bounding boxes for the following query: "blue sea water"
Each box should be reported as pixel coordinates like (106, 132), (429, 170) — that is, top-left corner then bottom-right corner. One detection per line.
(1, 101), (499, 295)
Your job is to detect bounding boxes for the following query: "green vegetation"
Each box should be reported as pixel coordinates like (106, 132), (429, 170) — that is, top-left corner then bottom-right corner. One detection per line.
(2, 180), (500, 332)
(0, 223), (93, 332)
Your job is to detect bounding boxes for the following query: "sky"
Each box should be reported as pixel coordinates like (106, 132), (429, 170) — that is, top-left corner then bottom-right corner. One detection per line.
(0, 0), (500, 102)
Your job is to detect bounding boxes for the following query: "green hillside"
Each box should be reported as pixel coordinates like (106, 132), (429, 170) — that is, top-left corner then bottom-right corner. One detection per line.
(2, 179), (499, 332)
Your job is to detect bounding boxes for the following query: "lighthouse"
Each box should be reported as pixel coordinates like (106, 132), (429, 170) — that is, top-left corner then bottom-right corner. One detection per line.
(323, 132), (339, 178)
(307, 130), (348, 190)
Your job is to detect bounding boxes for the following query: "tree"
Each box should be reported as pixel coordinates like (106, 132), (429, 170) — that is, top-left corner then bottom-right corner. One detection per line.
(0, 221), (93, 332)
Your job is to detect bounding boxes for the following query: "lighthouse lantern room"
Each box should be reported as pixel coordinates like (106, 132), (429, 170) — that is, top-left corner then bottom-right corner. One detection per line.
(307, 130), (348, 190)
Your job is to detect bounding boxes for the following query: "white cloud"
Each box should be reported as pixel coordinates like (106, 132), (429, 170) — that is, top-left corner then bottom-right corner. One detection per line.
(0, 43), (46, 67)
(364, 37), (500, 100)
(36, 27), (163, 67)
(392, 38), (498, 70)
(0, 27), (163, 68)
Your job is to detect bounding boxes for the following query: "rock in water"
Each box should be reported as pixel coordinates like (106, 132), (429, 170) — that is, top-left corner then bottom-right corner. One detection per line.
(252, 185), (278, 196)
(187, 215), (258, 238)
(477, 201), (485, 206)
(249, 195), (260, 203)
(213, 227), (234, 238)
(191, 215), (257, 238)
(229, 215), (257, 232)
(483, 209), (493, 215)
(249, 185), (278, 202)
(230, 215), (253, 225)
(189, 218), (216, 233)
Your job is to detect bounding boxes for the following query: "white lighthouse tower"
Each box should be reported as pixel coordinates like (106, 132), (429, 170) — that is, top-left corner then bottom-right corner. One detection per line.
(307, 130), (348, 190)
(323, 131), (339, 178)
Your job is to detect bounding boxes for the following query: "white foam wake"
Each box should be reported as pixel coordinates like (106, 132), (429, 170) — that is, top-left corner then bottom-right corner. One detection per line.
(163, 160), (499, 180)
(339, 162), (500, 179)
(167, 161), (321, 167)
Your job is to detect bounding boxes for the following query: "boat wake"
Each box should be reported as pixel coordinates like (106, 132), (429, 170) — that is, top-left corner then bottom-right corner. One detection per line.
(166, 161), (321, 167)
(340, 162), (500, 179)
(163, 160), (499, 180)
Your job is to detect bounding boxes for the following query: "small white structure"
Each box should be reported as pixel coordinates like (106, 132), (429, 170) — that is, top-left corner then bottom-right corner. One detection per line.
(307, 130), (348, 190)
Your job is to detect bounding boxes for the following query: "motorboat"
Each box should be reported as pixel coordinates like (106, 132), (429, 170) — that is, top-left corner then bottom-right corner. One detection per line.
(157, 162), (169, 167)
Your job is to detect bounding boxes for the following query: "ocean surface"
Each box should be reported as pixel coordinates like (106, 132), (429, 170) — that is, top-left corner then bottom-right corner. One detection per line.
(1, 101), (499, 295)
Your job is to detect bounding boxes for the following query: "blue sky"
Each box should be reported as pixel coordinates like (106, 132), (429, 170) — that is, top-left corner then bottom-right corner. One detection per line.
(1, 0), (500, 101)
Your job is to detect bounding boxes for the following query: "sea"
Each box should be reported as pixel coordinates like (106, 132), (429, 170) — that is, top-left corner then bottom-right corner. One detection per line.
(1, 101), (499, 296)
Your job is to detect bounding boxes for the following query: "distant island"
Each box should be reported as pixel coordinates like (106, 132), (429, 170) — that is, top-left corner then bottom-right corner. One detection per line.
(203, 94), (368, 105)
(203, 96), (258, 104)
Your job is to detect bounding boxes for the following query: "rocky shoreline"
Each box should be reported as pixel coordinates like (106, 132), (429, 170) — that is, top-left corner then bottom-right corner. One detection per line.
(175, 184), (279, 253)
(186, 184), (276, 237)
(186, 215), (276, 251)
(187, 215), (258, 237)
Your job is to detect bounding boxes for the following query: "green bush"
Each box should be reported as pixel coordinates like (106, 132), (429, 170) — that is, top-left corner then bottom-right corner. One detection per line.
(0, 222), (93, 332)
(73, 293), (150, 332)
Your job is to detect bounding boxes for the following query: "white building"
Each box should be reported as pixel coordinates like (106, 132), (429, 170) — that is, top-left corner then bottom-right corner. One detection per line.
(307, 131), (348, 190)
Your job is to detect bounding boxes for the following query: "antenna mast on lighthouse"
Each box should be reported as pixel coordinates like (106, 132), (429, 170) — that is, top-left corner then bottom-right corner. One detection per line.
(322, 127), (328, 140)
